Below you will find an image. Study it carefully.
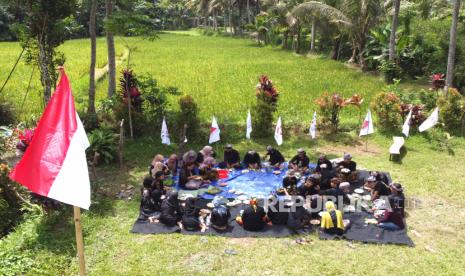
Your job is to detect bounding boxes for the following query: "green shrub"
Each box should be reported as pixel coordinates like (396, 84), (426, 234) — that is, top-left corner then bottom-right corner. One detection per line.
(437, 88), (465, 136)
(379, 60), (402, 83)
(87, 128), (118, 165)
(0, 163), (22, 237)
(252, 75), (279, 138)
(371, 92), (402, 131)
(0, 100), (16, 126)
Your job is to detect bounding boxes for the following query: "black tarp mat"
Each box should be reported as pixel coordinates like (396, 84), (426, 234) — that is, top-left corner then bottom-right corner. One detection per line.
(131, 203), (314, 238)
(318, 212), (414, 246)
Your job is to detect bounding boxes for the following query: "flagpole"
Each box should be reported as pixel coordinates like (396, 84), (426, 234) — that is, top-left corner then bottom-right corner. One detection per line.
(365, 136), (368, 152)
(73, 206), (86, 276)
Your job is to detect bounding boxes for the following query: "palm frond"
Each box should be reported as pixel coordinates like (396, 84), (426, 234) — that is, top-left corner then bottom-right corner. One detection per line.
(292, 1), (352, 27)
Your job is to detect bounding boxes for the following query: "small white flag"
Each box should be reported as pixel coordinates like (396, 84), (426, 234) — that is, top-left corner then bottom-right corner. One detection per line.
(359, 109), (374, 136)
(309, 111), (317, 139)
(209, 116), (221, 144)
(161, 117), (170, 145)
(246, 110), (252, 139)
(419, 107), (439, 132)
(274, 116), (283, 145)
(402, 109), (413, 137)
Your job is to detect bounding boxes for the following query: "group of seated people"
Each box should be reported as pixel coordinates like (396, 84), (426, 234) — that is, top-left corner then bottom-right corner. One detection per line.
(141, 145), (406, 234)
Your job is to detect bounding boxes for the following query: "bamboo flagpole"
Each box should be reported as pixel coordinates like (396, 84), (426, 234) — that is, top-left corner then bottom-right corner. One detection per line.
(73, 206), (86, 276)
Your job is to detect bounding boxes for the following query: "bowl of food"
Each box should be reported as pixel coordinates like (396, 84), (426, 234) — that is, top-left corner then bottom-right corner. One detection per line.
(310, 219), (320, 225)
(354, 188), (364, 194)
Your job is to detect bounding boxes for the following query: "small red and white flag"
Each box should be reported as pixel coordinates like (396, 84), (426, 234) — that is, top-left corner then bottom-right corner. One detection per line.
(209, 116), (220, 144)
(419, 107), (439, 132)
(274, 116), (283, 145)
(359, 110), (374, 136)
(10, 70), (91, 209)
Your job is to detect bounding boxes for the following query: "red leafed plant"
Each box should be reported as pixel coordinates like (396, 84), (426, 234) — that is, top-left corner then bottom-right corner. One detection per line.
(15, 128), (35, 153)
(315, 92), (346, 133)
(431, 73), (445, 90)
(255, 75), (279, 105)
(400, 103), (426, 127)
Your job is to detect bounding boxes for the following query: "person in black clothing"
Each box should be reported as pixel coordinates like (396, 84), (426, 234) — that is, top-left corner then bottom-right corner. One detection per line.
(237, 198), (267, 231)
(265, 196), (289, 225)
(322, 177), (349, 206)
(264, 146), (285, 168)
(364, 176), (390, 201)
(317, 165), (336, 190)
(298, 176), (320, 197)
(288, 148), (310, 173)
(179, 163), (204, 190)
(243, 150), (261, 169)
(222, 144), (241, 169)
(338, 153), (357, 172)
(209, 199), (231, 231)
(139, 177), (158, 221)
(159, 191), (182, 227)
(388, 183), (405, 217)
(370, 171), (391, 185)
(282, 171), (298, 195)
(181, 198), (207, 232)
(315, 155), (333, 173)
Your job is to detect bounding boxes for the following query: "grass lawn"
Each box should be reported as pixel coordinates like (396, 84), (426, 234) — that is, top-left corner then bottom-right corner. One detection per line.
(1, 32), (465, 275)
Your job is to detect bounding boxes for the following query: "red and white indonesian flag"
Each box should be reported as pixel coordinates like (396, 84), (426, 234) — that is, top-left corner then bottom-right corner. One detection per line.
(402, 108), (413, 137)
(209, 116), (220, 144)
(274, 116), (283, 145)
(309, 111), (317, 139)
(359, 110), (374, 136)
(9, 71), (91, 210)
(246, 110), (252, 140)
(161, 116), (170, 145)
(419, 107), (439, 132)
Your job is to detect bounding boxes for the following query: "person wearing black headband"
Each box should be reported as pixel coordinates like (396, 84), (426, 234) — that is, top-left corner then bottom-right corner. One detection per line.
(159, 191), (182, 227)
(298, 176), (320, 197)
(289, 148), (310, 173)
(209, 198), (231, 231)
(139, 177), (158, 221)
(315, 155), (333, 173)
(265, 196), (290, 225)
(282, 170), (298, 195)
(264, 146), (285, 168)
(222, 144), (241, 169)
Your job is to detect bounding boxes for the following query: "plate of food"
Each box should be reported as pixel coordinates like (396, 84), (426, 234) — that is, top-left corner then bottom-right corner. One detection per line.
(219, 182), (228, 187)
(273, 170), (281, 175)
(205, 186), (222, 195)
(241, 169), (250, 174)
(354, 188), (364, 194)
(341, 168), (351, 174)
(206, 202), (214, 208)
(310, 219), (320, 225)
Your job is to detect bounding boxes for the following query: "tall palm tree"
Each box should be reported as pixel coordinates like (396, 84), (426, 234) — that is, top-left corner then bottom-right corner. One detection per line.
(445, 0), (462, 93)
(388, 0), (401, 61)
(292, 1), (351, 53)
(88, 0), (97, 117)
(105, 0), (116, 98)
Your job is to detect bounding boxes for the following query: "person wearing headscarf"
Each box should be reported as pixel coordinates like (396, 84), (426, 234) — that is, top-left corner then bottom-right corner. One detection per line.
(265, 196), (289, 225)
(376, 197), (405, 231)
(243, 150), (261, 169)
(298, 176), (320, 197)
(315, 155), (333, 173)
(179, 162), (204, 190)
(288, 148), (310, 173)
(149, 154), (168, 178)
(183, 150), (198, 165)
(236, 198), (267, 231)
(209, 197), (231, 231)
(166, 154), (179, 176)
(181, 197), (207, 232)
(388, 183), (405, 217)
(199, 157), (218, 182)
(221, 144), (241, 169)
(282, 170), (298, 195)
(320, 201), (348, 236)
(264, 146), (285, 168)
(197, 145), (214, 164)
(159, 191), (182, 227)
(339, 153), (357, 172)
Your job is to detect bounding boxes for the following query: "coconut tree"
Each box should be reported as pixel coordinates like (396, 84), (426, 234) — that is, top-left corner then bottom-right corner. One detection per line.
(388, 0), (401, 61)
(105, 0), (116, 98)
(445, 0), (462, 93)
(292, 1), (351, 53)
(88, 0), (98, 118)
